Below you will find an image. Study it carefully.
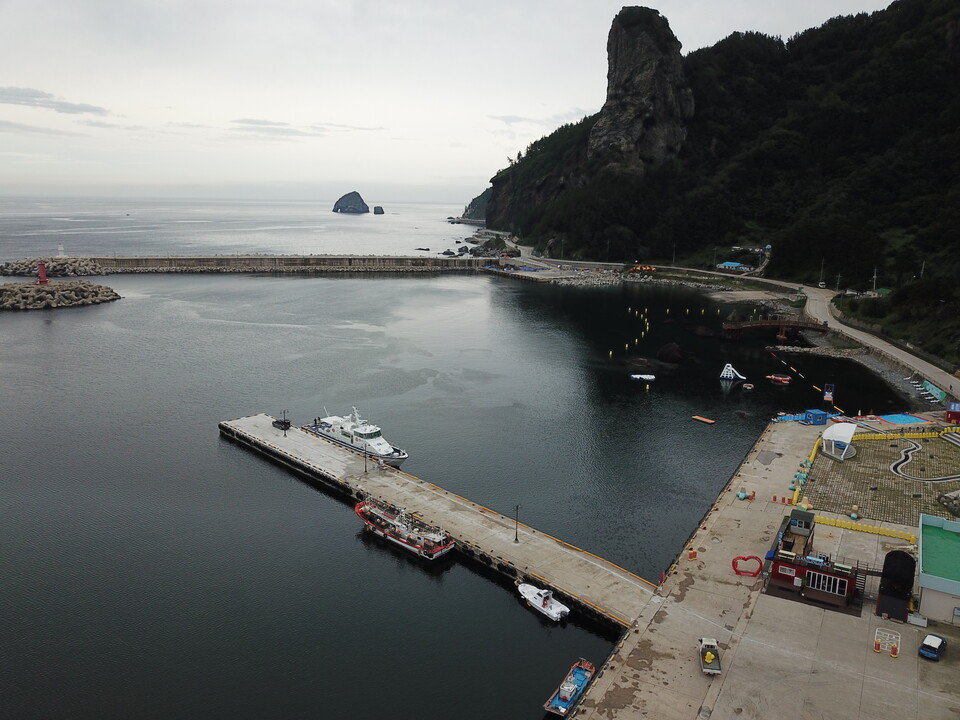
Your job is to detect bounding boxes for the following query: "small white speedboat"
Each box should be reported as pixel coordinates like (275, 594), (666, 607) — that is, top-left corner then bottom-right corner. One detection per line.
(630, 374), (655, 381)
(517, 583), (569, 621)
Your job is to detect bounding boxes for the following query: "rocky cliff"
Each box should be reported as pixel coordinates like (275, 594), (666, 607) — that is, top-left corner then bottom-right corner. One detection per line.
(587, 7), (693, 170)
(485, 6), (691, 231)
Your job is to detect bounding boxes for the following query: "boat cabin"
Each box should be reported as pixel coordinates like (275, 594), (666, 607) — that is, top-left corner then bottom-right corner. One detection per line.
(766, 509), (862, 610)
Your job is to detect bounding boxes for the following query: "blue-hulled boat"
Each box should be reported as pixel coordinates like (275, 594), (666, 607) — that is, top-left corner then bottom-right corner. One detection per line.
(543, 658), (595, 715)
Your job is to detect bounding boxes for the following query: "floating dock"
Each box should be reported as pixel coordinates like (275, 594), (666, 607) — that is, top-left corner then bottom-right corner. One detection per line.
(219, 413), (656, 627)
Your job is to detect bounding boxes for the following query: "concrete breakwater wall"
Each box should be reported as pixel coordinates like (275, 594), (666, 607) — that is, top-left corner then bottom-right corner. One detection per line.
(2, 255), (487, 276)
(89, 255), (487, 273)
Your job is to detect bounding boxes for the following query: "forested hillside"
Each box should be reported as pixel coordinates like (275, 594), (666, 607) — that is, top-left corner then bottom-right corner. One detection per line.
(471, 0), (960, 366)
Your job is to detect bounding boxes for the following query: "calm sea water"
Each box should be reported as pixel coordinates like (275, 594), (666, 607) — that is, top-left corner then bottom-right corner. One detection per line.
(0, 199), (908, 719)
(0, 197), (475, 262)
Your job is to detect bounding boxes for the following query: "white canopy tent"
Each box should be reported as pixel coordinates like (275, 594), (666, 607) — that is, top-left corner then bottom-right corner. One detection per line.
(822, 423), (856, 460)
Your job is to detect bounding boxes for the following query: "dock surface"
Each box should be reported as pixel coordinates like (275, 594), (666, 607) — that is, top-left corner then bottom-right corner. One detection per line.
(219, 413), (656, 626)
(221, 413), (960, 719)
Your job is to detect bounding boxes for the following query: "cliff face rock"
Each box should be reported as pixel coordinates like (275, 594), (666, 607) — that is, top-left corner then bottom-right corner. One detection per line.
(588, 7), (693, 170)
(484, 6), (691, 232)
(333, 191), (370, 214)
(0, 280), (120, 311)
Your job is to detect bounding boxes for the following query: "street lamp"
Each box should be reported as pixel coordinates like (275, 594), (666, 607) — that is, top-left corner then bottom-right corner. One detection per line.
(514, 504), (521, 543)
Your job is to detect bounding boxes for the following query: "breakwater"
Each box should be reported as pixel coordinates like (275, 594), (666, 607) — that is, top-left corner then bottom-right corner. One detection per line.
(0, 280), (120, 311)
(2, 255), (487, 276)
(91, 255), (487, 273)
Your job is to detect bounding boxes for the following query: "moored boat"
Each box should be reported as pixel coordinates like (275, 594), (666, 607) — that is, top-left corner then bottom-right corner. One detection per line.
(355, 497), (455, 560)
(517, 582), (569, 621)
(544, 658), (596, 716)
(307, 407), (408, 468)
(630, 374), (655, 381)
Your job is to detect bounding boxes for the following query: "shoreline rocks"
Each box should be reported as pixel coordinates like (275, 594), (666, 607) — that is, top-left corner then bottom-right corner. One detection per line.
(0, 280), (120, 311)
(1, 257), (107, 277)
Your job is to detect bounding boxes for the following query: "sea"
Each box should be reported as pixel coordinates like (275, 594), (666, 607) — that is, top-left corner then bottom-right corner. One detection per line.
(0, 198), (909, 719)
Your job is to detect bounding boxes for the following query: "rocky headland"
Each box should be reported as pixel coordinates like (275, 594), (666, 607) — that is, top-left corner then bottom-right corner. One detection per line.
(0, 280), (120, 311)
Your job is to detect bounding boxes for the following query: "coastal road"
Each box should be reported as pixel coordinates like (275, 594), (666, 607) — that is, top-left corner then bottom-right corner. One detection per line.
(508, 239), (957, 402)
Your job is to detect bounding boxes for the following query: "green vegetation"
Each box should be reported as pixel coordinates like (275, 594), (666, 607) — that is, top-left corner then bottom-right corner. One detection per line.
(466, 0), (960, 366)
(462, 187), (491, 220)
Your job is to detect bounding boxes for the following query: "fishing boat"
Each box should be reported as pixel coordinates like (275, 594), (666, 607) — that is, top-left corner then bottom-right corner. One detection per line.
(544, 658), (596, 716)
(517, 582), (569, 621)
(766, 374), (791, 385)
(307, 407), (408, 468)
(355, 497), (455, 560)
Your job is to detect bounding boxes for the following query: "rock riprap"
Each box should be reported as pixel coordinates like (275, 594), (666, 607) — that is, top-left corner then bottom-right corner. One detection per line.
(1, 257), (107, 277)
(0, 280), (120, 311)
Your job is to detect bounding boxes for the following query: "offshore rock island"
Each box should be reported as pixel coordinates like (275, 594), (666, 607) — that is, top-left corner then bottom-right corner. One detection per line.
(332, 190), (370, 214)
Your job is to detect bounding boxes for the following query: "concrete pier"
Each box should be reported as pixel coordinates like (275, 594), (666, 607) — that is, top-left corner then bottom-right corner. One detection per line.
(91, 255), (486, 272)
(218, 413), (657, 627)
(220, 413), (960, 719)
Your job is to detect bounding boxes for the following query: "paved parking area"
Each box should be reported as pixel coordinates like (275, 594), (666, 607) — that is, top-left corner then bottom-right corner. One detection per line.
(579, 420), (960, 720)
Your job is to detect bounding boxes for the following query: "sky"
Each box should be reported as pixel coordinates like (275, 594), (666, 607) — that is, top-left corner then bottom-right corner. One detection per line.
(0, 0), (893, 204)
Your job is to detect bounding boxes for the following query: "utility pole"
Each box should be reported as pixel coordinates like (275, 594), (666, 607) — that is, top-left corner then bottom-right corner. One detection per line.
(920, 260), (925, 279)
(836, 272), (841, 292)
(873, 267), (877, 292)
(819, 257), (825, 285)
(672, 243), (676, 265)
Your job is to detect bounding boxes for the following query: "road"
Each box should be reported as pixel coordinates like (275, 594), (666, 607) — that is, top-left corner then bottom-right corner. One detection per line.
(506, 239), (956, 401)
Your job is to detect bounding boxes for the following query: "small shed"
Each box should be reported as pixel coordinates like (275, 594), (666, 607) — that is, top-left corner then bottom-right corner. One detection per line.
(917, 514), (960, 623)
(946, 402), (960, 425)
(803, 409), (830, 426)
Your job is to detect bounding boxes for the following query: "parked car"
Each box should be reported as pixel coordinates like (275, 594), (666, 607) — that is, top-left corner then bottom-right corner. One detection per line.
(919, 633), (947, 660)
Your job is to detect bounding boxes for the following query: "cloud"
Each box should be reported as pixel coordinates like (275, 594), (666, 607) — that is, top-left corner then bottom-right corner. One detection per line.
(80, 119), (145, 131)
(0, 119), (85, 136)
(0, 87), (108, 115)
(233, 118), (291, 127)
(229, 119), (321, 139)
(308, 122), (386, 132)
(490, 108), (596, 129)
(228, 118), (385, 140)
(489, 114), (536, 126)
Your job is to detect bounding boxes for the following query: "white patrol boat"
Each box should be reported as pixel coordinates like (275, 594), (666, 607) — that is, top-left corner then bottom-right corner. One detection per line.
(517, 582), (570, 621)
(307, 407), (409, 468)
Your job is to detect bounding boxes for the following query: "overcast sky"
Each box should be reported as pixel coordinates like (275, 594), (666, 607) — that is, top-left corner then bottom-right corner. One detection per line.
(1, 0), (892, 203)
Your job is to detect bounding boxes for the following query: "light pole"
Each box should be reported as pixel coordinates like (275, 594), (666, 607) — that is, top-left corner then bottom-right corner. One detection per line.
(514, 504), (521, 543)
(672, 243), (676, 265)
